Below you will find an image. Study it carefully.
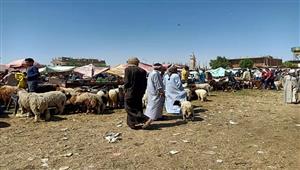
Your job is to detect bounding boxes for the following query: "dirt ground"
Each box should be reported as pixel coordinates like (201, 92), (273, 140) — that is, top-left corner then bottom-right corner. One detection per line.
(0, 90), (299, 170)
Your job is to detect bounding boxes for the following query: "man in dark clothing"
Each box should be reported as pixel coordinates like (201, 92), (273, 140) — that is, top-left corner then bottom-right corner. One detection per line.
(124, 57), (148, 129)
(25, 58), (40, 92)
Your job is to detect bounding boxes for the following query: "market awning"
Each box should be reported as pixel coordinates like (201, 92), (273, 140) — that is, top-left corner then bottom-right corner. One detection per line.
(105, 62), (153, 78)
(39, 66), (75, 73)
(208, 67), (226, 77)
(6, 58), (43, 68)
(73, 64), (109, 78)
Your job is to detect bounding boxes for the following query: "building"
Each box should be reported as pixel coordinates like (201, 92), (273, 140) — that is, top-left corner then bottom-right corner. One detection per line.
(228, 56), (282, 68)
(52, 57), (106, 67)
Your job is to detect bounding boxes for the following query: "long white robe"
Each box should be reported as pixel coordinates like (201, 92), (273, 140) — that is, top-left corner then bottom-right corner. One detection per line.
(283, 75), (298, 103)
(164, 73), (187, 114)
(144, 70), (165, 120)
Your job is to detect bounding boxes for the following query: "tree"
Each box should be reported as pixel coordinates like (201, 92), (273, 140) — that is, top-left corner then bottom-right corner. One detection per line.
(239, 58), (254, 69)
(209, 56), (229, 69)
(282, 61), (297, 68)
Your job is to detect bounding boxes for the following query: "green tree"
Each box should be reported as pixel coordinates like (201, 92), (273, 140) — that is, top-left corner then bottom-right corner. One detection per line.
(209, 56), (229, 69)
(239, 58), (254, 69)
(282, 61), (297, 68)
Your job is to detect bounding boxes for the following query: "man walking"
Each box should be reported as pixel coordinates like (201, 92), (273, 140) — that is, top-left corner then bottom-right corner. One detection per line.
(143, 63), (165, 129)
(283, 69), (298, 104)
(124, 57), (148, 129)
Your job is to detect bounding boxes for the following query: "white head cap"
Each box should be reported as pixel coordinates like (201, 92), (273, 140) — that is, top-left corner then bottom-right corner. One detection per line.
(289, 69), (295, 74)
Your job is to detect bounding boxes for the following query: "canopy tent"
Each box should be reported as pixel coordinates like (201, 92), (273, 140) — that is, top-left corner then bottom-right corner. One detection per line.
(6, 58), (43, 69)
(105, 64), (126, 77)
(39, 66), (75, 74)
(0, 64), (8, 72)
(105, 62), (153, 78)
(73, 64), (109, 78)
(138, 63), (153, 72)
(209, 67), (226, 77)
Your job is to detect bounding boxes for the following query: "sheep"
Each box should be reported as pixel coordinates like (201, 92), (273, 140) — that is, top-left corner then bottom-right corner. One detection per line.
(17, 90), (50, 122)
(142, 91), (148, 108)
(180, 101), (194, 121)
(58, 87), (76, 95)
(17, 89), (31, 116)
(195, 89), (208, 102)
(274, 80), (283, 91)
(29, 95), (50, 122)
(63, 91), (81, 114)
(37, 91), (66, 114)
(194, 83), (213, 95)
(97, 90), (109, 106)
(0, 85), (18, 107)
(35, 84), (59, 93)
(173, 100), (194, 121)
(118, 86), (125, 108)
(108, 88), (119, 108)
(73, 92), (105, 114)
(184, 88), (192, 101)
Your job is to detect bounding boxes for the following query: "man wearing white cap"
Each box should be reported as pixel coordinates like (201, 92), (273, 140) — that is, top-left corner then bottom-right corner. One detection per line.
(283, 69), (298, 104)
(143, 63), (165, 129)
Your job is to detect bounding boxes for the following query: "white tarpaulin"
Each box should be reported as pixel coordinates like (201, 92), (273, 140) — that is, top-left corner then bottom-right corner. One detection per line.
(74, 64), (109, 78)
(209, 67), (226, 77)
(39, 66), (75, 73)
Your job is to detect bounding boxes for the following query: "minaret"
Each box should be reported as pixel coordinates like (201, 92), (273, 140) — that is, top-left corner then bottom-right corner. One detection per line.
(190, 53), (196, 70)
(291, 47), (300, 60)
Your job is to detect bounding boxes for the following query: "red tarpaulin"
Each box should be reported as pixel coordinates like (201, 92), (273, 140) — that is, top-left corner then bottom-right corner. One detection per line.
(0, 64), (8, 72)
(6, 58), (43, 69)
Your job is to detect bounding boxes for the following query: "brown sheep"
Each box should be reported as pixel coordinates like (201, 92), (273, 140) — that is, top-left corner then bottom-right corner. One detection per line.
(0, 85), (18, 107)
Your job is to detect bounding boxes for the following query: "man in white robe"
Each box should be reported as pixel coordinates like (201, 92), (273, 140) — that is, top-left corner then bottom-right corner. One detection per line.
(143, 63), (165, 129)
(283, 69), (299, 104)
(164, 66), (187, 114)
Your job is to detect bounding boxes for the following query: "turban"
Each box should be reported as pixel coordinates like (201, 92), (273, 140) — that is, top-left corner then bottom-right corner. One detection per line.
(168, 66), (178, 74)
(127, 57), (140, 66)
(153, 63), (162, 70)
(289, 69), (295, 74)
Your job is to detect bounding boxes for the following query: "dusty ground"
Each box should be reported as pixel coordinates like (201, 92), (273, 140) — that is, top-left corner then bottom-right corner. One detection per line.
(0, 90), (299, 170)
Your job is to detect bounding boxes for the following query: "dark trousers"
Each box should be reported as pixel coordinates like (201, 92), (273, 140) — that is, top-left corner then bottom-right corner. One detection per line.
(125, 97), (148, 129)
(27, 81), (38, 92)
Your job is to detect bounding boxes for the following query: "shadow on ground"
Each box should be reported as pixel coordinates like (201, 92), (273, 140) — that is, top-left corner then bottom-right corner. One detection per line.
(0, 121), (11, 128)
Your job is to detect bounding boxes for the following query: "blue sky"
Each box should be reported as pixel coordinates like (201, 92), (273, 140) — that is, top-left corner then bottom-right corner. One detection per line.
(0, 0), (299, 66)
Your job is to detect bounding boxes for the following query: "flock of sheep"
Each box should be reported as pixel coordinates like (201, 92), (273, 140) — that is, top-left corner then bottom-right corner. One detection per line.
(0, 83), (213, 122)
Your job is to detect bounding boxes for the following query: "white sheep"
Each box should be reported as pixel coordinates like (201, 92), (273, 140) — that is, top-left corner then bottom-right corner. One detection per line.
(58, 87), (76, 95)
(97, 90), (109, 105)
(195, 83), (212, 96)
(142, 91), (148, 108)
(29, 95), (50, 122)
(195, 89), (208, 102)
(184, 88), (192, 101)
(37, 91), (66, 114)
(180, 101), (194, 121)
(17, 90), (31, 116)
(274, 81), (283, 91)
(108, 88), (119, 108)
(18, 90), (50, 122)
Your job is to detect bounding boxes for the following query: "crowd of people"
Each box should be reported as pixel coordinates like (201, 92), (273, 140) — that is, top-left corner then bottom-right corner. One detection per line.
(124, 58), (189, 129)
(0, 57), (300, 130)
